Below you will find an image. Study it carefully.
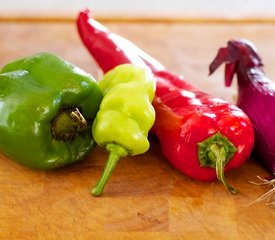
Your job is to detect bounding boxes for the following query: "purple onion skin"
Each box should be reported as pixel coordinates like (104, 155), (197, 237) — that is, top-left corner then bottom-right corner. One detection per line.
(210, 39), (275, 173)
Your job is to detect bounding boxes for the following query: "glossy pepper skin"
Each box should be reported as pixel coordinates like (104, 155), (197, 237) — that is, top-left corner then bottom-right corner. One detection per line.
(91, 64), (155, 196)
(77, 9), (254, 193)
(0, 52), (102, 170)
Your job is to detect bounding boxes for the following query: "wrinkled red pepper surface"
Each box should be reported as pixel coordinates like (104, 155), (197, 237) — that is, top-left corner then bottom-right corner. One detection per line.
(77, 9), (254, 193)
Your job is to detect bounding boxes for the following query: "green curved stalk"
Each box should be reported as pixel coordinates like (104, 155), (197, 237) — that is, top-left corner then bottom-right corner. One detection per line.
(198, 131), (237, 194)
(91, 143), (128, 196)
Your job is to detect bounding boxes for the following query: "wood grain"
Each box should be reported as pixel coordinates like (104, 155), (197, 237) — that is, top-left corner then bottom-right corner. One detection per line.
(0, 21), (275, 239)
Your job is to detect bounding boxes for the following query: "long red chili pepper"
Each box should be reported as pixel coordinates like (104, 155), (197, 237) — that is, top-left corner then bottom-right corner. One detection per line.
(77, 9), (254, 193)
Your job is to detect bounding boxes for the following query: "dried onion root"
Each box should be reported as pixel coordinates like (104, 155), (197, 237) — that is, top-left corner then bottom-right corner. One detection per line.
(249, 174), (275, 208)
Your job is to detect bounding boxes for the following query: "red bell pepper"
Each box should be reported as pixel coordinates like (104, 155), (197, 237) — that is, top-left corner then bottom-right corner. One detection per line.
(77, 9), (254, 193)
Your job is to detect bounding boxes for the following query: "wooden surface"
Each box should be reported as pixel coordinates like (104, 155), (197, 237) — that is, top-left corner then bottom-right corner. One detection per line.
(0, 20), (275, 240)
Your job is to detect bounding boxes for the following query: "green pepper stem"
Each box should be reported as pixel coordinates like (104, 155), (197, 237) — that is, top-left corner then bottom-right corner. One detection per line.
(91, 143), (128, 196)
(51, 107), (87, 141)
(210, 144), (237, 194)
(197, 132), (237, 194)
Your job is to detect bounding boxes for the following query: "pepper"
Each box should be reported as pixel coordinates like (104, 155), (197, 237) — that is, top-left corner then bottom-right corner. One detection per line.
(0, 52), (102, 170)
(77, 9), (254, 193)
(91, 64), (156, 196)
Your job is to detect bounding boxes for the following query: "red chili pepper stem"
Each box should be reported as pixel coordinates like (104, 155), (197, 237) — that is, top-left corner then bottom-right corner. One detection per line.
(91, 143), (128, 196)
(51, 107), (88, 141)
(197, 132), (237, 194)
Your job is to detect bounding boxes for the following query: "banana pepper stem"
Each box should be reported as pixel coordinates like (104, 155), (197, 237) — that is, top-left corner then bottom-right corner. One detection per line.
(51, 107), (87, 141)
(92, 143), (128, 196)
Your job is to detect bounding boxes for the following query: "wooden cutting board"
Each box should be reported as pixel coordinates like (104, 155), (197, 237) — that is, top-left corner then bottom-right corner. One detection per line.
(0, 20), (274, 240)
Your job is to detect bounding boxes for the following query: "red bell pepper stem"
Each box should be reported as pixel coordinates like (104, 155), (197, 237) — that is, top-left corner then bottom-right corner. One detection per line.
(77, 9), (254, 194)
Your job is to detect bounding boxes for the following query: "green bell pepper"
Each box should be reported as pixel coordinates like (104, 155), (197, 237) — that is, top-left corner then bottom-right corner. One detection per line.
(91, 64), (156, 196)
(0, 52), (102, 170)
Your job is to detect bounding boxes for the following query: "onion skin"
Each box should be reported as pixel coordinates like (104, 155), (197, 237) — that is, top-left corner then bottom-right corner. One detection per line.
(209, 39), (275, 174)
